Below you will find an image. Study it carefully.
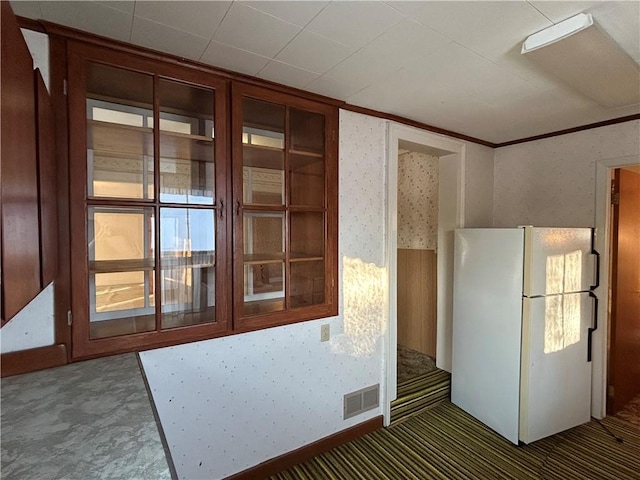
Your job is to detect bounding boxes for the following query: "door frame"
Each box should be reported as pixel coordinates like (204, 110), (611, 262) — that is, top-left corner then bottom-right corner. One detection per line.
(383, 122), (465, 426)
(593, 154), (640, 418)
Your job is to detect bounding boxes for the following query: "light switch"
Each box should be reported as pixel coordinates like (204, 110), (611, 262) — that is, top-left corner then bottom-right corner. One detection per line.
(320, 324), (330, 342)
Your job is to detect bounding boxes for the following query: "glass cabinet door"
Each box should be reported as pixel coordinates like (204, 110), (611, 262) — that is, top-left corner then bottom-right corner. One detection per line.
(233, 85), (338, 329)
(69, 43), (230, 358)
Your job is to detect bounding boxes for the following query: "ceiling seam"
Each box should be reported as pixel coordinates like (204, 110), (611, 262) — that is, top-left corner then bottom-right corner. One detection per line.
(253, 1), (333, 77)
(198, 1), (234, 62)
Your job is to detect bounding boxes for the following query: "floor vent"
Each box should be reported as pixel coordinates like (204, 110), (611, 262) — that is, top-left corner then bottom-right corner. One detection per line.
(344, 384), (379, 420)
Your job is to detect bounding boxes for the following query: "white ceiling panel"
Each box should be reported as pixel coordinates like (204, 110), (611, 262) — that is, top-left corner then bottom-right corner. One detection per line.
(391, 1), (552, 61)
(240, 1), (329, 27)
(95, 1), (135, 15)
(134, 1), (231, 39)
(10, 0), (42, 18)
(528, 1), (618, 23)
(319, 18), (451, 98)
(39, 1), (133, 42)
(131, 16), (210, 61)
(305, 75), (356, 100)
(212, 2), (301, 58)
(9, 0), (640, 144)
(200, 40), (270, 76)
(275, 30), (354, 75)
(306, 1), (405, 49)
(257, 60), (320, 89)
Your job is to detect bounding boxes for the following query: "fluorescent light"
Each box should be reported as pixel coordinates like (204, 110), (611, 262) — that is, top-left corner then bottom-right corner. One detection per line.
(522, 13), (593, 54)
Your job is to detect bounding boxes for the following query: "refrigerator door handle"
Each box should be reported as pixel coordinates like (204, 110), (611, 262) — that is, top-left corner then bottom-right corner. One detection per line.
(587, 291), (599, 362)
(590, 228), (600, 291)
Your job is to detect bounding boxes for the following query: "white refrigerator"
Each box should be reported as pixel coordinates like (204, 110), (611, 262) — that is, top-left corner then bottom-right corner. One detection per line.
(451, 227), (599, 445)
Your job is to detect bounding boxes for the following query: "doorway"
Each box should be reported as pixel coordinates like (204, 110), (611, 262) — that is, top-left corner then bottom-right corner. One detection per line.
(593, 156), (640, 419)
(396, 147), (439, 384)
(607, 166), (640, 423)
(383, 123), (465, 426)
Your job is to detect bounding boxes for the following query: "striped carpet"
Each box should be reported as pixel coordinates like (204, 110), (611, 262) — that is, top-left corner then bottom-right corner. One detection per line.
(390, 369), (451, 426)
(270, 402), (640, 480)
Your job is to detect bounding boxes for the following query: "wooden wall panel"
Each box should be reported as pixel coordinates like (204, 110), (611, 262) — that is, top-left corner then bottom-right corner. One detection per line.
(397, 249), (437, 357)
(36, 71), (58, 287)
(1, 1), (41, 323)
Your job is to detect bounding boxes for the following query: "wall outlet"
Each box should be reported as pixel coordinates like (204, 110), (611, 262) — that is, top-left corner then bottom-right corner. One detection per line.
(320, 324), (330, 342)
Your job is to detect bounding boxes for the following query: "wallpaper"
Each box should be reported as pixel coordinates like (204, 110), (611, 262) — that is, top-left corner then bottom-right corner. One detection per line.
(493, 120), (640, 228)
(397, 151), (439, 250)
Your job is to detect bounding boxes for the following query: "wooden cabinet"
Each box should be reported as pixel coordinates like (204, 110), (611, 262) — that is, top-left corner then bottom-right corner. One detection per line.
(68, 42), (230, 357)
(233, 84), (337, 330)
(1, 2), (45, 324)
(67, 41), (337, 358)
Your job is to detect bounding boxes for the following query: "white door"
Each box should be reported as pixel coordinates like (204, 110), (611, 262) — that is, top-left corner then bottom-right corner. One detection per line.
(523, 227), (594, 297)
(452, 228), (524, 445)
(519, 293), (593, 444)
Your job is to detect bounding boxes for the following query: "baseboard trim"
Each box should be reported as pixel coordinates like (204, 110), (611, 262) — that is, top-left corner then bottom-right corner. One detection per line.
(226, 415), (384, 479)
(1, 344), (68, 377)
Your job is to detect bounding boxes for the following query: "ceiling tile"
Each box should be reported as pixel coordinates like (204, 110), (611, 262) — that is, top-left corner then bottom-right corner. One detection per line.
(320, 19), (451, 97)
(213, 2), (301, 58)
(39, 1), (133, 42)
(9, 1), (42, 18)
(257, 61), (320, 89)
(304, 75), (355, 100)
(241, 1), (329, 27)
(134, 1), (231, 39)
(594, 2), (640, 63)
(528, 1), (615, 23)
(393, 1), (552, 61)
(200, 40), (270, 76)
(131, 16), (210, 61)
(275, 31), (354, 74)
(306, 1), (405, 49)
(94, 1), (135, 15)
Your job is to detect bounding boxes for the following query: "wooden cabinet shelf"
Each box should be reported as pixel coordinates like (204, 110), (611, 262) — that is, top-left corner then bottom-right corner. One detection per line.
(242, 253), (323, 264)
(161, 253), (215, 269)
(89, 254), (216, 273)
(243, 253), (284, 265)
(88, 120), (214, 162)
(243, 144), (283, 170)
(89, 258), (155, 273)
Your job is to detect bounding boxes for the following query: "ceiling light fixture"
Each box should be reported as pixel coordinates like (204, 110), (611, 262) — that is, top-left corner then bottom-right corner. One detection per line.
(521, 13), (640, 108)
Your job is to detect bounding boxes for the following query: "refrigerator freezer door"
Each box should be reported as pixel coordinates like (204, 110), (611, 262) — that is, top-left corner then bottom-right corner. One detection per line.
(452, 228), (525, 445)
(519, 293), (592, 444)
(523, 228), (594, 297)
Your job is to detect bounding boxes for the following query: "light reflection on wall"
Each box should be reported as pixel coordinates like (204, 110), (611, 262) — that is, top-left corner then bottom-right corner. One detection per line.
(544, 250), (582, 354)
(335, 257), (387, 357)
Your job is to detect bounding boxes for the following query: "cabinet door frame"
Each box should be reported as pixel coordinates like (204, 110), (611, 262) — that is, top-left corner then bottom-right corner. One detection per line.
(67, 41), (232, 359)
(231, 83), (338, 332)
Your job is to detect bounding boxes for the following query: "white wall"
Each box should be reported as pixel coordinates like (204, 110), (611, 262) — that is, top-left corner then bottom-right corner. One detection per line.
(493, 120), (640, 228)
(139, 110), (388, 480)
(0, 283), (55, 353)
(464, 142), (495, 228)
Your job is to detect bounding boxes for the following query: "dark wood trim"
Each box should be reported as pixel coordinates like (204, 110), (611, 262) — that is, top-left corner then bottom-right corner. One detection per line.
(343, 103), (496, 148)
(1, 344), (68, 377)
(49, 35), (72, 356)
(226, 415), (384, 480)
(16, 15), (45, 33)
(495, 114), (640, 148)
